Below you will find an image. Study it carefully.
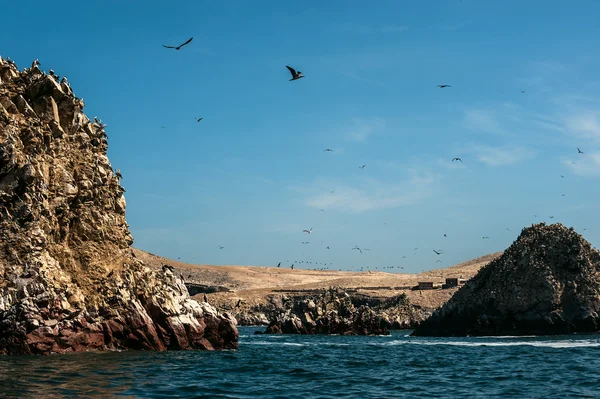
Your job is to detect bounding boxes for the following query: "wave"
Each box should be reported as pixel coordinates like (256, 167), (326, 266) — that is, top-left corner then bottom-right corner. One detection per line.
(382, 340), (600, 348)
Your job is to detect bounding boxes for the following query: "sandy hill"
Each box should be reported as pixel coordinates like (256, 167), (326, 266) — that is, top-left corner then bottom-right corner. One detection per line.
(132, 248), (502, 312)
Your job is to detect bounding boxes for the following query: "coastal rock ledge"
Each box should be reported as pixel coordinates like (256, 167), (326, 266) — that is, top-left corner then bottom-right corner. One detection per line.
(260, 287), (418, 335)
(0, 56), (238, 354)
(412, 223), (600, 337)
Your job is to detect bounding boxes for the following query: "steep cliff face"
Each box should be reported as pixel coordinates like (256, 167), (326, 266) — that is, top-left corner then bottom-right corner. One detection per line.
(0, 56), (238, 354)
(411, 223), (600, 336)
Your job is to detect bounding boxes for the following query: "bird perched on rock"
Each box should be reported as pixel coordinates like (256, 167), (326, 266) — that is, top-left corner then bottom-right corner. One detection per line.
(286, 65), (304, 81)
(115, 169), (122, 179)
(235, 299), (242, 308)
(31, 59), (40, 68)
(162, 37), (193, 50)
(204, 294), (208, 303)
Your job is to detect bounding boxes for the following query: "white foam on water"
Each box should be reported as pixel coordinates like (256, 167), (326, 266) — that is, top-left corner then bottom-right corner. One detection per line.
(381, 340), (600, 348)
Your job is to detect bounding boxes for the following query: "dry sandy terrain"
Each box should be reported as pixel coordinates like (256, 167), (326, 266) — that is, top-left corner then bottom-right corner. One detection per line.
(132, 248), (502, 311)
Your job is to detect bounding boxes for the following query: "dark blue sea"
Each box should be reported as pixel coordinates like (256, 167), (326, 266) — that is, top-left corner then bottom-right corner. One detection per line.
(1, 326), (599, 398)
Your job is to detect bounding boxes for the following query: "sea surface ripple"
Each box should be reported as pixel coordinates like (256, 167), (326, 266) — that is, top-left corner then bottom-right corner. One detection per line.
(1, 327), (599, 398)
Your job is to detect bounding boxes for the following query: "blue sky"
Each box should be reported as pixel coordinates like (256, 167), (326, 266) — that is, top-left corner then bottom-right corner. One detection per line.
(3, 0), (600, 272)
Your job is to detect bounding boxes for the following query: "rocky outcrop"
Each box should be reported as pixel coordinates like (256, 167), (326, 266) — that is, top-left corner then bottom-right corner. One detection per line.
(231, 290), (424, 329)
(259, 287), (421, 335)
(0, 56), (238, 354)
(412, 223), (600, 336)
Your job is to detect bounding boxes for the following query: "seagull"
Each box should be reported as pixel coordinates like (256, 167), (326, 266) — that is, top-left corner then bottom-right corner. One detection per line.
(521, 90), (526, 93)
(162, 37), (193, 50)
(433, 250), (442, 255)
(560, 175), (564, 178)
(402, 256), (406, 259)
(482, 236), (489, 239)
(578, 147), (584, 154)
(443, 233), (447, 237)
(326, 246), (330, 249)
(323, 149), (333, 152)
(452, 157), (462, 162)
(352, 246), (363, 254)
(437, 85), (451, 88)
(506, 228), (512, 231)
(286, 65), (304, 81)
(219, 246), (224, 249)
(549, 216), (555, 219)
(115, 169), (122, 179)
(195, 117), (203, 122)
(359, 165), (366, 169)
(436, 260), (442, 263)
(302, 228), (313, 234)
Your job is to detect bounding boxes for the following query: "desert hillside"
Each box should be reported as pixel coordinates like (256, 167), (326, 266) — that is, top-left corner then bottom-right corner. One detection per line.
(132, 248), (502, 313)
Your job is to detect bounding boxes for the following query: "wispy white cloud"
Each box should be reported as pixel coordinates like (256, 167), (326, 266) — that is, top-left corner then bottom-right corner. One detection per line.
(561, 110), (600, 142)
(292, 170), (438, 213)
(346, 118), (386, 143)
(466, 144), (536, 166)
(463, 108), (508, 136)
(561, 152), (600, 177)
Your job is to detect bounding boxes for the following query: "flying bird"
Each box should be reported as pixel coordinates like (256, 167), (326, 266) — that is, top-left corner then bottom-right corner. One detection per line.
(286, 65), (304, 81)
(578, 147), (584, 154)
(352, 246), (363, 254)
(195, 117), (203, 122)
(443, 233), (447, 237)
(560, 175), (564, 178)
(219, 246), (224, 250)
(482, 236), (489, 239)
(521, 90), (526, 93)
(452, 157), (462, 162)
(302, 228), (313, 234)
(549, 216), (555, 219)
(162, 37), (193, 50)
(433, 250), (442, 255)
(437, 85), (451, 88)
(323, 149), (333, 152)
(277, 262), (281, 268)
(359, 165), (366, 169)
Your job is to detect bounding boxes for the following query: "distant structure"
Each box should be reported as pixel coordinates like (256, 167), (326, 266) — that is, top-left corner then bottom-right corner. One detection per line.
(417, 281), (434, 290)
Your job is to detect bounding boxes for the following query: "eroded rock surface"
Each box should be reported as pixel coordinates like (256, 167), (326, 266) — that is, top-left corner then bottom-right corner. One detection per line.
(412, 223), (600, 336)
(260, 287), (421, 335)
(0, 56), (238, 354)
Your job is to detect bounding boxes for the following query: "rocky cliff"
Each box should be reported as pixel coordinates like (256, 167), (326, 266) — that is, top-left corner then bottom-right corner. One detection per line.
(259, 287), (422, 335)
(411, 223), (600, 336)
(0, 56), (238, 354)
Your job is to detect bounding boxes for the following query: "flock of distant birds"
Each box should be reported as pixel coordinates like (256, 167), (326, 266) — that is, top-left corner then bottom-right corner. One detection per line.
(159, 37), (589, 273)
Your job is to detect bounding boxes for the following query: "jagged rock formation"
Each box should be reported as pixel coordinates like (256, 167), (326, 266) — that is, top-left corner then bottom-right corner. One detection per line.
(238, 290), (423, 329)
(259, 287), (421, 335)
(0, 57), (238, 354)
(412, 223), (600, 336)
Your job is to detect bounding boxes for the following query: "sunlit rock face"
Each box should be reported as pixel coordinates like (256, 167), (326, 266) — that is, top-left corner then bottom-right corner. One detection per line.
(0, 56), (238, 354)
(412, 223), (600, 337)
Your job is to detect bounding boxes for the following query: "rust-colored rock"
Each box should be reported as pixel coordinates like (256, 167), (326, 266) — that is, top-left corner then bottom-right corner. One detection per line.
(0, 56), (238, 355)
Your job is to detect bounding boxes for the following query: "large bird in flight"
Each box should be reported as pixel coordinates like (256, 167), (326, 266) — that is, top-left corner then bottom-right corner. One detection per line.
(433, 250), (442, 255)
(302, 228), (313, 234)
(577, 147), (584, 154)
(437, 85), (451, 88)
(452, 157), (462, 162)
(195, 117), (203, 122)
(286, 65), (304, 81)
(352, 246), (363, 254)
(162, 37), (193, 50)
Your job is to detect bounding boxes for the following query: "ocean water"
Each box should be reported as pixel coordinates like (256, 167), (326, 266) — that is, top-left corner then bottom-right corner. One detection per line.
(1, 327), (599, 398)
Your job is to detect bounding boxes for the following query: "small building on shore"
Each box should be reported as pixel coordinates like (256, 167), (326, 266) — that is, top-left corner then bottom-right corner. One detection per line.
(417, 281), (434, 290)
